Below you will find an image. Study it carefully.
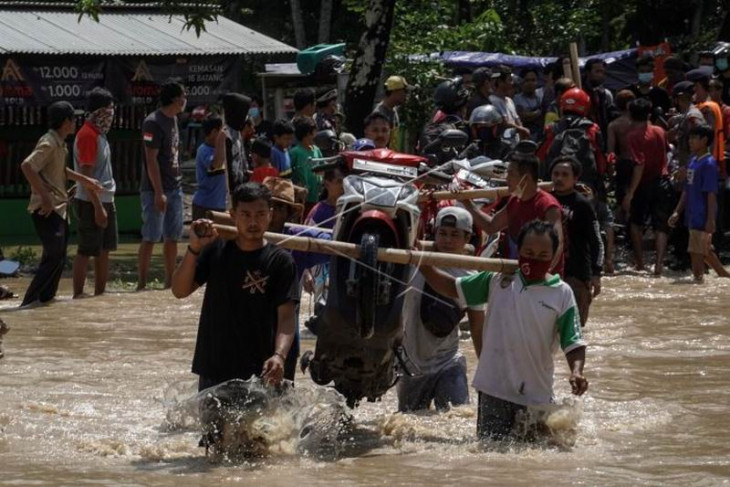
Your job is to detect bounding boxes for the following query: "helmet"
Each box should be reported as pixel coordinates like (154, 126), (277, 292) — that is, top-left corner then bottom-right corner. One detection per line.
(469, 105), (503, 126)
(434, 78), (470, 113)
(352, 138), (375, 151)
(314, 129), (343, 156)
(559, 88), (591, 116)
(711, 41), (730, 58)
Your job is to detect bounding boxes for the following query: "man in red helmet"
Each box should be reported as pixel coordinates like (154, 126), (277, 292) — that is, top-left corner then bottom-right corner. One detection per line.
(538, 87), (613, 273)
(538, 88), (608, 186)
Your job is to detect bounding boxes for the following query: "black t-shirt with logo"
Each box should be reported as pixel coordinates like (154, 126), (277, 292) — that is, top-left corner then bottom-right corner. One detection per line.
(141, 109), (181, 192)
(192, 239), (299, 381)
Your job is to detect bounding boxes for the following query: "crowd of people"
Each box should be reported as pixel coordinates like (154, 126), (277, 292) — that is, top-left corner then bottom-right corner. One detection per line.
(14, 44), (730, 442)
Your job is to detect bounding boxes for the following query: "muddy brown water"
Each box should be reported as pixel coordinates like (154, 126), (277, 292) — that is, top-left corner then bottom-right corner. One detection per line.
(1, 263), (730, 486)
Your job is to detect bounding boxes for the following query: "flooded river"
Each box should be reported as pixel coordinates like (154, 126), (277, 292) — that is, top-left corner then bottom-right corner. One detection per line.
(1, 259), (730, 485)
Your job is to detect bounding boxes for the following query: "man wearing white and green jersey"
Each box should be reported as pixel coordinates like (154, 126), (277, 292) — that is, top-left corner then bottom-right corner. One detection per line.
(420, 220), (588, 441)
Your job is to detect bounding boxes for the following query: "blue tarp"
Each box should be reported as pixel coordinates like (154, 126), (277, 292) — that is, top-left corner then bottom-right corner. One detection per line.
(434, 49), (639, 91)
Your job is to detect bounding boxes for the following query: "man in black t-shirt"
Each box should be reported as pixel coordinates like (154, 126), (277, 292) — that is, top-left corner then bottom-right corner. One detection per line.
(550, 156), (604, 327)
(171, 182), (299, 391)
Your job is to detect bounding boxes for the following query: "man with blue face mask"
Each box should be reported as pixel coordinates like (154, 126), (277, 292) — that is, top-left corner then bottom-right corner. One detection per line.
(628, 54), (671, 121)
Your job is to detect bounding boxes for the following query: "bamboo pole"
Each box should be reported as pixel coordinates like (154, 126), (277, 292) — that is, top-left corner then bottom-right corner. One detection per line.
(569, 42), (582, 89)
(418, 182), (553, 203)
(211, 224), (516, 273)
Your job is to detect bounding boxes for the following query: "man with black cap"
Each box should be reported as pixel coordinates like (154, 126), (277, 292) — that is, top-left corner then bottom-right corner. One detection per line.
(397, 206), (485, 412)
(138, 79), (187, 291)
(314, 88), (338, 132)
(218, 92), (252, 197)
(466, 67), (492, 118)
(20, 101), (104, 307)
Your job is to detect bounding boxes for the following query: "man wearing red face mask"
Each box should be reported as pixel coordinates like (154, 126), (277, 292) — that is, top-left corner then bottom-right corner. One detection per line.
(419, 220), (588, 442)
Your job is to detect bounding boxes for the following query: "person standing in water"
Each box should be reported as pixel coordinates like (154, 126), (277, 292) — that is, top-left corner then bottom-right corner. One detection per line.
(20, 101), (103, 307)
(419, 220), (588, 441)
(137, 80), (186, 290)
(397, 207), (486, 412)
(171, 182), (298, 391)
(72, 88), (118, 298)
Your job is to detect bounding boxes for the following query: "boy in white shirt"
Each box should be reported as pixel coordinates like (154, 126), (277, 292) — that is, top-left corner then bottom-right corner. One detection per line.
(420, 219), (588, 440)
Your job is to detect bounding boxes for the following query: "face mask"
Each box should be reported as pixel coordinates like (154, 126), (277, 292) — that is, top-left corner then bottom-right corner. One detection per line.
(717, 58), (729, 72)
(248, 107), (260, 119)
(638, 72), (653, 84)
(518, 256), (552, 281)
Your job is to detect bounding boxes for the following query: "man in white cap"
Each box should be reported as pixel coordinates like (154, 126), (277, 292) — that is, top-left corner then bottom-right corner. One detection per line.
(397, 206), (485, 413)
(374, 75), (411, 150)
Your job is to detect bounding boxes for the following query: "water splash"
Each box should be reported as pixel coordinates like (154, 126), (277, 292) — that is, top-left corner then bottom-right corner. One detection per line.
(162, 377), (350, 462)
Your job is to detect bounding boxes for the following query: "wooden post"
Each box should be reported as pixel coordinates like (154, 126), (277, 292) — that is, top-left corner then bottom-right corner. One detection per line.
(569, 42), (582, 89)
(562, 58), (573, 80)
(210, 224), (516, 273)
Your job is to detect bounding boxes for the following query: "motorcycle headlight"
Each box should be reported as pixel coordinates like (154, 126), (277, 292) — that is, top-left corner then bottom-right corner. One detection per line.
(344, 176), (364, 195)
(398, 184), (418, 201)
(365, 186), (397, 207)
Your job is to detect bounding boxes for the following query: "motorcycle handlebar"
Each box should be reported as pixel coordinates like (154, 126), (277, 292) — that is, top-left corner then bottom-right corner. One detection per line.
(309, 155), (343, 173)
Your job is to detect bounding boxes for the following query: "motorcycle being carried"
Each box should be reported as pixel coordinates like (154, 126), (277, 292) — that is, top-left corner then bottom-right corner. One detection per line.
(303, 148), (451, 407)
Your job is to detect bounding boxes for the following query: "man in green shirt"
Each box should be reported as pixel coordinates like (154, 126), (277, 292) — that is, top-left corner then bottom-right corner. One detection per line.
(420, 220), (588, 441)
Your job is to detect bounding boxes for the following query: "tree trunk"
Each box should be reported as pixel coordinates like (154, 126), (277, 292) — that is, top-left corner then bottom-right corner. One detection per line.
(718, 7), (730, 41)
(318, 0), (333, 43)
(600, 0), (610, 52)
(690, 0), (704, 44)
(290, 0), (307, 49)
(456, 0), (471, 24)
(343, 0), (396, 137)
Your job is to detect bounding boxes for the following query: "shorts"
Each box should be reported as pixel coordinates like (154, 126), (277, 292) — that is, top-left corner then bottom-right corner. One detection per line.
(476, 392), (527, 441)
(192, 203), (225, 222)
(396, 355), (469, 412)
(688, 229), (711, 256)
(141, 188), (183, 242)
(564, 276), (592, 327)
(75, 200), (118, 257)
(629, 178), (672, 233)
